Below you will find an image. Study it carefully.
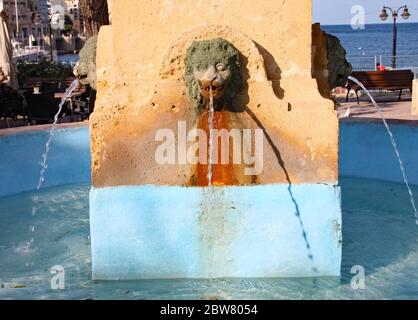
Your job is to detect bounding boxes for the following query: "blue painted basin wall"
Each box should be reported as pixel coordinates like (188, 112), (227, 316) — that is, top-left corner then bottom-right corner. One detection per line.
(90, 184), (342, 279)
(0, 121), (417, 197)
(339, 122), (418, 186)
(0, 126), (91, 198)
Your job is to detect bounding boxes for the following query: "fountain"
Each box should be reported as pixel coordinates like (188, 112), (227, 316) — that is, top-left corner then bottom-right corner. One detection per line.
(89, 0), (342, 279)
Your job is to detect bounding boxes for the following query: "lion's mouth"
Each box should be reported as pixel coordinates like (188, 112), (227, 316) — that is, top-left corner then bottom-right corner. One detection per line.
(202, 84), (224, 93)
(78, 74), (88, 79)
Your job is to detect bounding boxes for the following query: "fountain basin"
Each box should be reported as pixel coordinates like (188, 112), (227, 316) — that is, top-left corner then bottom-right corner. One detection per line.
(0, 124), (90, 198)
(1, 177), (418, 299)
(340, 121), (418, 185)
(1, 120), (417, 280)
(2, 121), (417, 197)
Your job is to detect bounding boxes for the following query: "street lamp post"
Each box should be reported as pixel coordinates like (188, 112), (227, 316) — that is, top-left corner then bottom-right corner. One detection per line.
(48, 18), (53, 60)
(379, 5), (411, 69)
(14, 0), (19, 49)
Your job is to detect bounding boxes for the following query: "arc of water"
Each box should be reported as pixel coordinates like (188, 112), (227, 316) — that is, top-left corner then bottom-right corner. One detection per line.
(27, 79), (79, 252)
(348, 76), (418, 225)
(37, 80), (79, 191)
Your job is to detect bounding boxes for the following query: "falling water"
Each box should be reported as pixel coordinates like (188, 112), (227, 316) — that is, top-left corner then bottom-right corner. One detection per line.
(36, 80), (79, 191)
(348, 76), (418, 225)
(207, 85), (214, 186)
(26, 79), (79, 251)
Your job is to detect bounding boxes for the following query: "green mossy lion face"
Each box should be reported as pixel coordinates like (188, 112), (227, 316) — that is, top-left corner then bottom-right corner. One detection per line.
(185, 38), (243, 108)
(73, 35), (98, 90)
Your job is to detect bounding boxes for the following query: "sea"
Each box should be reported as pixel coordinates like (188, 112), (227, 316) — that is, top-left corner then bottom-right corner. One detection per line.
(58, 53), (80, 65)
(56, 23), (418, 72)
(322, 22), (418, 71)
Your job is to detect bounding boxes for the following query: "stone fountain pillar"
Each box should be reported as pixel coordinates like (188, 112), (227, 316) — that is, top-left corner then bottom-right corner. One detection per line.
(89, 0), (341, 280)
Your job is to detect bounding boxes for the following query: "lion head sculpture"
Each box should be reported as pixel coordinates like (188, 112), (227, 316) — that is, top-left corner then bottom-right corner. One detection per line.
(73, 35), (98, 90)
(184, 38), (243, 109)
(326, 33), (352, 89)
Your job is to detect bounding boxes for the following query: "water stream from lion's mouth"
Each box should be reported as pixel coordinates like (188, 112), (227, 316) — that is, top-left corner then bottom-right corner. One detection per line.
(207, 85), (214, 186)
(348, 76), (418, 225)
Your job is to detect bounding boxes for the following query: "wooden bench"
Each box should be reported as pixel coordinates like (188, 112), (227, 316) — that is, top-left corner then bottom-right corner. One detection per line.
(21, 77), (78, 93)
(346, 70), (414, 104)
(20, 77), (85, 124)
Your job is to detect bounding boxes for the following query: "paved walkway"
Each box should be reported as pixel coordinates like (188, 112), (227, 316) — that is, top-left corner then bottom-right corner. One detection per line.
(1, 94), (417, 136)
(338, 95), (418, 124)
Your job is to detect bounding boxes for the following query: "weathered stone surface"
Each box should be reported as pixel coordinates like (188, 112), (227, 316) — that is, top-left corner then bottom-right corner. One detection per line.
(95, 1), (315, 106)
(312, 23), (352, 98)
(89, 0), (342, 280)
(79, 0), (109, 38)
(326, 32), (353, 89)
(91, 0), (338, 188)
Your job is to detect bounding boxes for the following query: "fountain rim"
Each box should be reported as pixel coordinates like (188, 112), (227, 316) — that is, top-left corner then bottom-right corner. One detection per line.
(0, 121), (418, 200)
(0, 122), (89, 138)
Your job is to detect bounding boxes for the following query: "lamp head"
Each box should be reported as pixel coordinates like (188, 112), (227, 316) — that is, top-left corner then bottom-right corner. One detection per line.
(380, 8), (389, 21)
(401, 7), (411, 20)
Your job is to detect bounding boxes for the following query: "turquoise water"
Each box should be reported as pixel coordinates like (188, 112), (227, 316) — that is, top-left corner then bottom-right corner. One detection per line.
(1, 178), (418, 300)
(58, 54), (79, 65)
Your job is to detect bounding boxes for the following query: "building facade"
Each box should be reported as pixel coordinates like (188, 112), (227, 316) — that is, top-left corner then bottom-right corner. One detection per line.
(2, 0), (84, 43)
(1, 0), (40, 45)
(64, 0), (83, 35)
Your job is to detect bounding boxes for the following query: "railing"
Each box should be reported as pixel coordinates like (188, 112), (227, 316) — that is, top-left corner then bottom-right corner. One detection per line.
(13, 46), (42, 57)
(348, 55), (418, 78)
(12, 47), (49, 63)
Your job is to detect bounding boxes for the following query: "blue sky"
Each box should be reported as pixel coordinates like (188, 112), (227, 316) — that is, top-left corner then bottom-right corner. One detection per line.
(313, 0), (418, 25)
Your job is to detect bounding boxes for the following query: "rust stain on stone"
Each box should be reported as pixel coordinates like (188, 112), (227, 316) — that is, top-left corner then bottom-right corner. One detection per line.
(196, 109), (238, 187)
